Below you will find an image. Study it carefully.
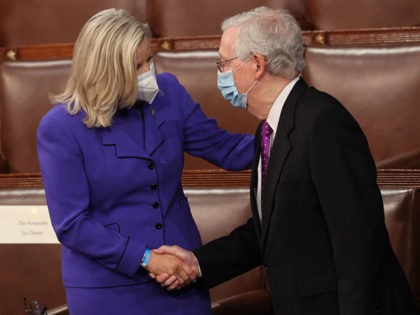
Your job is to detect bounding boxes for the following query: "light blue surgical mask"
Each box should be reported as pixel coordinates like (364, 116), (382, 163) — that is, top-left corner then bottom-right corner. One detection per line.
(216, 57), (258, 109)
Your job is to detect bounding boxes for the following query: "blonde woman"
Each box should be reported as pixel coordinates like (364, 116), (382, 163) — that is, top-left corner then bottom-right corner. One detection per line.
(37, 9), (254, 314)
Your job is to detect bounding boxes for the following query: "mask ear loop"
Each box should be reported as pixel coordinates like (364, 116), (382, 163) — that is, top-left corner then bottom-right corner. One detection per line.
(151, 62), (157, 116)
(245, 80), (258, 94)
(232, 55), (254, 74)
(233, 55), (258, 94)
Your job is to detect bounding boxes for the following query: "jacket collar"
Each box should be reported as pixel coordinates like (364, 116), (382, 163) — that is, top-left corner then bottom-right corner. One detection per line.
(100, 100), (165, 159)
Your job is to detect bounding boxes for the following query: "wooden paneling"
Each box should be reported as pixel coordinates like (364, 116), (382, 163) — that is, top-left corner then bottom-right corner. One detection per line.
(2, 27), (419, 62)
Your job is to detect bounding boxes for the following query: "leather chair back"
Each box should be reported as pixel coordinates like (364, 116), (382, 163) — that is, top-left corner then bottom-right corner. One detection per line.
(0, 0), (148, 46)
(0, 60), (71, 172)
(149, 0), (310, 37)
(154, 50), (259, 169)
(382, 187), (420, 303)
(304, 44), (420, 167)
(305, 0), (420, 30)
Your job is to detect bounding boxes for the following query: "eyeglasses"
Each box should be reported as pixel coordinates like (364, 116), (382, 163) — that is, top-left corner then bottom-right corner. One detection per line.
(216, 56), (237, 72)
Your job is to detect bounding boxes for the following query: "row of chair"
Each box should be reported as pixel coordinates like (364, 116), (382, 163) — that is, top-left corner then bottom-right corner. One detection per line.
(1, 4), (419, 313)
(0, 28), (419, 173)
(1, 0), (419, 46)
(1, 3), (419, 311)
(0, 169), (419, 314)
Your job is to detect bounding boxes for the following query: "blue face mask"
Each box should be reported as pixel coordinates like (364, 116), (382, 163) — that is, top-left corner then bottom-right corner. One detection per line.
(217, 69), (258, 109)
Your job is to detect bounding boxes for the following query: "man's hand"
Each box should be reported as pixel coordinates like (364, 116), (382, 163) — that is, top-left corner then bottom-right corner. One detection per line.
(150, 245), (201, 290)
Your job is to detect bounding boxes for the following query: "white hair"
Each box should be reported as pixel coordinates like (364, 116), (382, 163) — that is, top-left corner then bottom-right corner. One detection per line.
(222, 6), (306, 80)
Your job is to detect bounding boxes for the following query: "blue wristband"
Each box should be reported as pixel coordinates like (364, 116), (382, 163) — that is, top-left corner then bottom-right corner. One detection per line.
(141, 248), (151, 269)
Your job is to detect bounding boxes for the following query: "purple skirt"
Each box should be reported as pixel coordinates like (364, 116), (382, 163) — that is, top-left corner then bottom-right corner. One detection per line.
(65, 280), (211, 315)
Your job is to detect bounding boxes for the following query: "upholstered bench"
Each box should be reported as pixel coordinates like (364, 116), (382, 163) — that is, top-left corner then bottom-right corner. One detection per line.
(1, 170), (419, 314)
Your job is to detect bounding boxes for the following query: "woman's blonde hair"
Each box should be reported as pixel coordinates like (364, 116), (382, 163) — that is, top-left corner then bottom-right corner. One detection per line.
(50, 8), (149, 128)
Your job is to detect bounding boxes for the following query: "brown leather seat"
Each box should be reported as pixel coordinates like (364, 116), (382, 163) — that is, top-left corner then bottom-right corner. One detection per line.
(0, 187), (65, 315)
(304, 44), (420, 168)
(0, 60), (71, 173)
(0, 0), (148, 46)
(1, 175), (419, 313)
(189, 187), (272, 314)
(0, 0), (310, 46)
(382, 187), (420, 305)
(154, 50), (259, 169)
(148, 0), (311, 37)
(305, 0), (420, 30)
(1, 0), (419, 46)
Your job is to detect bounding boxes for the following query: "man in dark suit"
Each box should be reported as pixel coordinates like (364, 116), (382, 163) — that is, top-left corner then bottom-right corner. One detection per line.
(150, 6), (419, 315)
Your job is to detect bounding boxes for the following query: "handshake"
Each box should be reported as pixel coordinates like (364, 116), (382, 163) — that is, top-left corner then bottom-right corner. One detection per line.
(146, 245), (201, 290)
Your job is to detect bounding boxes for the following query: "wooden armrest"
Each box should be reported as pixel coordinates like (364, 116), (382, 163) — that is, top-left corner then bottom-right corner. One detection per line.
(376, 150), (420, 169)
(211, 289), (273, 315)
(47, 304), (69, 315)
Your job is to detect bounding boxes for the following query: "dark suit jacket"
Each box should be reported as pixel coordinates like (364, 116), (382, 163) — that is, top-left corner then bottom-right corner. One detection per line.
(194, 78), (419, 315)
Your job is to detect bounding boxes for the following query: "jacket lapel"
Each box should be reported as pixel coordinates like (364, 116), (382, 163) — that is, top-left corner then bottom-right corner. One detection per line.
(100, 101), (165, 159)
(142, 101), (165, 156)
(250, 122), (263, 237)
(260, 78), (307, 248)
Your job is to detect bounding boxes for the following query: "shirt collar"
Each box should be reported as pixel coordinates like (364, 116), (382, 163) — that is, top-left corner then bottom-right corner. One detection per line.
(266, 76), (300, 136)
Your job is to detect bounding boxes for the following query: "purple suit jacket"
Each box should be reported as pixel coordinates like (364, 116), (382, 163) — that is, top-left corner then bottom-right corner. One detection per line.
(37, 73), (254, 288)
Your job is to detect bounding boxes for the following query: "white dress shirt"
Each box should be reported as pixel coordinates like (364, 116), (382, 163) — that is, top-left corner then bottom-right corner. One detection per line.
(257, 76), (300, 220)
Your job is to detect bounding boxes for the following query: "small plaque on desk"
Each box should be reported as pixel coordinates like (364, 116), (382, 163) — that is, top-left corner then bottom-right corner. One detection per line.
(0, 205), (58, 244)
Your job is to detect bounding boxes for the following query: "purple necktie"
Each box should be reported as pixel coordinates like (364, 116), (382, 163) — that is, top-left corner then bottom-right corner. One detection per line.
(260, 120), (272, 191)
